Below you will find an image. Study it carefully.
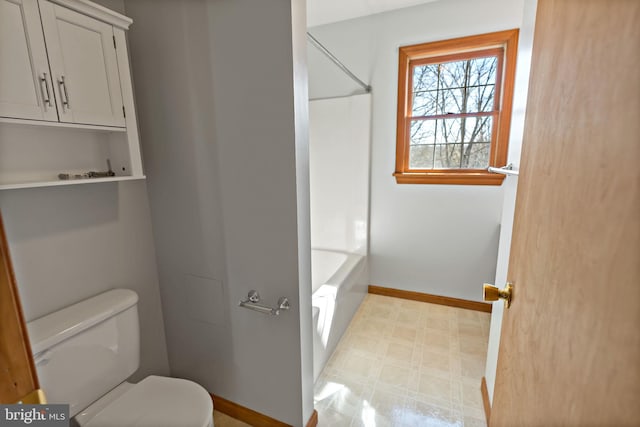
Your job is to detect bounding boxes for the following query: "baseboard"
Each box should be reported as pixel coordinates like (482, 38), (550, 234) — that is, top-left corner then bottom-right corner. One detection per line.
(368, 285), (492, 313)
(306, 409), (318, 427)
(481, 376), (491, 424)
(211, 394), (318, 427)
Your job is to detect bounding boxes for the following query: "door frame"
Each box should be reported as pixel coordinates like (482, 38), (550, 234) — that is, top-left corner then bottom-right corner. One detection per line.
(0, 210), (40, 403)
(482, 0), (538, 414)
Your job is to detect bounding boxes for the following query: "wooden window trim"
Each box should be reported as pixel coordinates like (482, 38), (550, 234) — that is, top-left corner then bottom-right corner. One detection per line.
(394, 29), (519, 185)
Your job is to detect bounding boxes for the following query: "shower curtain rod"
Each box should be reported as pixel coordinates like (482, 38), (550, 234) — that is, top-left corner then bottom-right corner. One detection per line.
(307, 32), (372, 93)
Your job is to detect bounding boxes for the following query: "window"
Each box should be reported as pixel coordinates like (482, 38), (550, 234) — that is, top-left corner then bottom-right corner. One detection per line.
(394, 30), (519, 185)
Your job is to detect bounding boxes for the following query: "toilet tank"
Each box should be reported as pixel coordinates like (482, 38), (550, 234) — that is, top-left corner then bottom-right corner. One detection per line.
(27, 289), (140, 417)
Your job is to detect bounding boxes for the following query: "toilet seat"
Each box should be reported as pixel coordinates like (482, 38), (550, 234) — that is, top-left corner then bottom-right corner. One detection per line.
(81, 376), (213, 427)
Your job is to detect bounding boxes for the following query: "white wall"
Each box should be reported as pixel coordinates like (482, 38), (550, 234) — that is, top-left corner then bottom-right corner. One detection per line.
(484, 0), (538, 403)
(310, 0), (527, 301)
(307, 41), (367, 100)
(0, 181), (170, 381)
(309, 94), (371, 255)
(125, 0), (314, 425)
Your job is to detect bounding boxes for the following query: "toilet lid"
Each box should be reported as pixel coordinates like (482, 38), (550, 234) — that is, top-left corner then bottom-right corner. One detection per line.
(84, 376), (213, 427)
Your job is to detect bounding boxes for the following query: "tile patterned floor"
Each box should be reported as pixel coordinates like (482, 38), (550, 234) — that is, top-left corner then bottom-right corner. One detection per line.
(213, 411), (251, 427)
(314, 294), (491, 427)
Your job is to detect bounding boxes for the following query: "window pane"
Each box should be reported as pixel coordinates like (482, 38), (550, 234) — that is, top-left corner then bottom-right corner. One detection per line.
(413, 64), (439, 92)
(410, 120), (436, 145)
(412, 90), (438, 116)
(462, 142), (491, 168)
(409, 145), (435, 169)
(439, 61), (466, 89)
(463, 116), (493, 143)
(434, 118), (463, 144)
(467, 85), (495, 112)
(469, 56), (498, 87)
(411, 55), (498, 117)
(409, 118), (492, 169)
(437, 88), (464, 115)
(433, 143), (463, 169)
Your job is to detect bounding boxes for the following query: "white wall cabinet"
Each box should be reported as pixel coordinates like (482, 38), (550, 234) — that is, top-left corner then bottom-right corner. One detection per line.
(0, 0), (58, 122)
(0, 0), (125, 127)
(39, 0), (125, 127)
(0, 0), (144, 190)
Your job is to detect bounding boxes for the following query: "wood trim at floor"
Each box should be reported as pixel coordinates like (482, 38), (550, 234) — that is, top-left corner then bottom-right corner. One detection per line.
(481, 376), (491, 424)
(368, 285), (492, 313)
(305, 409), (318, 427)
(211, 394), (318, 427)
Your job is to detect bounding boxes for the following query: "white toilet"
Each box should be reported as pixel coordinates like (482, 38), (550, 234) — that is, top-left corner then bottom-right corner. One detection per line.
(27, 289), (214, 427)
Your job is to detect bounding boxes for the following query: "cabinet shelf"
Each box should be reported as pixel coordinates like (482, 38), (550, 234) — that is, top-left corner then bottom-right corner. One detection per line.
(0, 175), (145, 191)
(0, 117), (127, 132)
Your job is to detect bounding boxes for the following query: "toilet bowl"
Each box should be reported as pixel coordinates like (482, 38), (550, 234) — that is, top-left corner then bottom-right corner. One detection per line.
(27, 289), (213, 427)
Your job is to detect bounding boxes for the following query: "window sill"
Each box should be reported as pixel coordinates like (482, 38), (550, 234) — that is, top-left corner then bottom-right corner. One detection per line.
(393, 171), (505, 185)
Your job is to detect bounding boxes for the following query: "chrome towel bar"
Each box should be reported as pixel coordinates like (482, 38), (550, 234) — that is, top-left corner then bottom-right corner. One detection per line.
(488, 163), (519, 176)
(239, 290), (290, 316)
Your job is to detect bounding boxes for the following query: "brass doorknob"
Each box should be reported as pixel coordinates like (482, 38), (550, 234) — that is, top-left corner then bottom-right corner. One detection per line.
(483, 282), (514, 308)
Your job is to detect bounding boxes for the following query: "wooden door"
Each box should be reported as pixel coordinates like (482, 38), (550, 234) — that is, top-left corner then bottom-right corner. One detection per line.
(491, 1), (640, 425)
(39, 0), (125, 127)
(0, 0), (58, 122)
(0, 212), (43, 404)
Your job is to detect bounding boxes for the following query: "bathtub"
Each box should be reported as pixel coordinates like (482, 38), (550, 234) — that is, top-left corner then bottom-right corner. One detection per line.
(311, 249), (367, 382)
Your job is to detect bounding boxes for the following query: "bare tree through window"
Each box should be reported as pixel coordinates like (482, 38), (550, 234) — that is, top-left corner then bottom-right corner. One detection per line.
(408, 54), (499, 169)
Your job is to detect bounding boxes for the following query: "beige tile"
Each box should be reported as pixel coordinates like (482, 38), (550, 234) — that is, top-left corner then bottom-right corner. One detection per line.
(407, 368), (422, 394)
(315, 406), (353, 427)
(461, 383), (484, 409)
(424, 316), (450, 331)
(357, 306), (384, 322)
(423, 330), (451, 352)
(396, 308), (422, 325)
(458, 322), (484, 337)
(429, 304), (454, 318)
(212, 411), (251, 427)
(321, 381), (366, 419)
(460, 355), (485, 380)
(421, 350), (452, 373)
(326, 349), (349, 370)
(347, 333), (385, 359)
(315, 295), (491, 427)
(390, 324), (418, 344)
(460, 336), (488, 357)
(465, 415), (488, 427)
(457, 308), (480, 321)
(377, 363), (412, 388)
(349, 409), (391, 427)
(356, 318), (394, 337)
(417, 372), (452, 400)
(384, 342), (414, 364)
(316, 374), (369, 399)
(339, 352), (378, 379)
(463, 405), (486, 421)
(399, 298), (426, 310)
(405, 399), (463, 427)
(367, 387), (409, 425)
(368, 294), (400, 306)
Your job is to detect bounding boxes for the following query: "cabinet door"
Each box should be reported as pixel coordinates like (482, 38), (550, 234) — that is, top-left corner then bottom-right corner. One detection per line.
(0, 0), (58, 121)
(39, 0), (125, 127)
